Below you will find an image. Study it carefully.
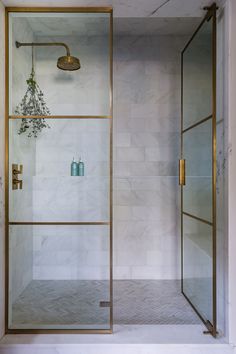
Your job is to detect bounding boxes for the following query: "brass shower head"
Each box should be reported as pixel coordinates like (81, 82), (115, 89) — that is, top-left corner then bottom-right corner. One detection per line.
(57, 55), (80, 71)
(15, 41), (81, 71)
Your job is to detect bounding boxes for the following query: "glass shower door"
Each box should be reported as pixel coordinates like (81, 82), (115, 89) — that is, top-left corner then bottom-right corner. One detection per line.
(6, 8), (113, 334)
(180, 4), (217, 336)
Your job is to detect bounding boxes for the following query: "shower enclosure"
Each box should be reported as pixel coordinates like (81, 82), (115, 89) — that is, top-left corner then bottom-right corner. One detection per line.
(4, 4), (220, 338)
(5, 7), (113, 333)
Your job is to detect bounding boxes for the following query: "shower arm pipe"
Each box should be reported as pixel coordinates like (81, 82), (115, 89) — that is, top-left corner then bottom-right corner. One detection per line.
(15, 41), (71, 57)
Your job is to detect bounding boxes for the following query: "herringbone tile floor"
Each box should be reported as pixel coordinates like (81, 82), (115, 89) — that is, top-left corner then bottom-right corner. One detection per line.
(11, 279), (200, 328)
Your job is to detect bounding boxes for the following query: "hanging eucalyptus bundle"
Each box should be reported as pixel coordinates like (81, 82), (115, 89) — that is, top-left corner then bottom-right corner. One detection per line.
(14, 48), (50, 138)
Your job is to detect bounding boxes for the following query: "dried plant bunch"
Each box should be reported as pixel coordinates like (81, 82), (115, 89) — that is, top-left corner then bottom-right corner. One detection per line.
(14, 68), (50, 138)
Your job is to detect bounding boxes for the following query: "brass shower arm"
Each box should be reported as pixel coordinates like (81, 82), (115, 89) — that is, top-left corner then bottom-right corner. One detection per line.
(15, 41), (71, 57)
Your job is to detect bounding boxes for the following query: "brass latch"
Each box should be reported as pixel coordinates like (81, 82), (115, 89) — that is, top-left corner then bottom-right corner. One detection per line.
(179, 159), (185, 186)
(12, 164), (23, 190)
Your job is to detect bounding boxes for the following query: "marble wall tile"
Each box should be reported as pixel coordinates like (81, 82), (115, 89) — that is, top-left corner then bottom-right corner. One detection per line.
(33, 226), (110, 280)
(129, 162), (178, 176)
(32, 35), (110, 116)
(115, 147), (145, 162)
(113, 35), (183, 280)
(115, 133), (131, 147)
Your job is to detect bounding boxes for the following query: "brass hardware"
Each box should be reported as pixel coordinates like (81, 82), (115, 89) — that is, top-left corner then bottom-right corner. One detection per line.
(179, 159), (185, 186)
(16, 41), (81, 71)
(12, 164), (23, 190)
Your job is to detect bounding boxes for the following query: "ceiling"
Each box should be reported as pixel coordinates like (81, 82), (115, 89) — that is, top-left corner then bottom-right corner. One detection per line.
(2, 0), (226, 18)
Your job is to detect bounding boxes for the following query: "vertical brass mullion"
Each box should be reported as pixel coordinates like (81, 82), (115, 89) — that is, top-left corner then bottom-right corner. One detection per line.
(5, 8), (9, 333)
(212, 3), (217, 338)
(180, 51), (184, 294)
(109, 10), (113, 333)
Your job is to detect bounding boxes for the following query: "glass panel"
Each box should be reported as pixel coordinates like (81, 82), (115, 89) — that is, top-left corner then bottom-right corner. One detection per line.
(183, 17), (212, 129)
(9, 12), (110, 116)
(183, 119), (212, 222)
(9, 225), (110, 330)
(9, 118), (110, 222)
(183, 215), (212, 324)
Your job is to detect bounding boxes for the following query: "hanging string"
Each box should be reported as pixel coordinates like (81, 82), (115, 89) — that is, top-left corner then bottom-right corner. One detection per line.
(31, 45), (34, 74)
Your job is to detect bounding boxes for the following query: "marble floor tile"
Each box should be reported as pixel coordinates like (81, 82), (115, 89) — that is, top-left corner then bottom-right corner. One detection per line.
(10, 280), (200, 328)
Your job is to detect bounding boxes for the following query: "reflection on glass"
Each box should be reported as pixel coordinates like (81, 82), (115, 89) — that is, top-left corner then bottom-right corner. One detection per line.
(9, 119), (110, 222)
(183, 18), (212, 129)
(183, 215), (212, 324)
(9, 12), (110, 116)
(183, 119), (212, 222)
(9, 225), (110, 330)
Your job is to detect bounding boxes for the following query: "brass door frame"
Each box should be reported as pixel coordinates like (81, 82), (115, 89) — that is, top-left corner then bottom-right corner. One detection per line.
(5, 7), (113, 334)
(180, 3), (217, 337)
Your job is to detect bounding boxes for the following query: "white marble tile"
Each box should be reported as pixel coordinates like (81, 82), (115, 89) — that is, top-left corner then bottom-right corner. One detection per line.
(115, 147), (145, 162)
(115, 133), (131, 147)
(114, 206), (132, 221)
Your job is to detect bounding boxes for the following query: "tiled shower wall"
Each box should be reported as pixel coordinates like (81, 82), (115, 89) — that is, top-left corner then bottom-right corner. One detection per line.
(17, 33), (185, 281)
(113, 35), (186, 279)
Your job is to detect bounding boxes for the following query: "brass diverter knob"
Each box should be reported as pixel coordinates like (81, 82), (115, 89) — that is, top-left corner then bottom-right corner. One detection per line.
(12, 164), (23, 190)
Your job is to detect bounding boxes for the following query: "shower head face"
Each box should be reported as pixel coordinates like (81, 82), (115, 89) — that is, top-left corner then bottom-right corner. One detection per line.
(57, 55), (81, 71)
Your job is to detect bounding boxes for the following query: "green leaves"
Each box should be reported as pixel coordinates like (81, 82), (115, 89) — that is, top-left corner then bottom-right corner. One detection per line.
(14, 68), (51, 138)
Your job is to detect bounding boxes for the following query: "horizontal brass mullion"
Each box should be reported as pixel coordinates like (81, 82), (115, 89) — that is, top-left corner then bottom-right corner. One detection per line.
(9, 115), (112, 120)
(7, 328), (112, 334)
(6, 7), (113, 13)
(182, 115), (212, 134)
(182, 211), (212, 226)
(9, 221), (109, 226)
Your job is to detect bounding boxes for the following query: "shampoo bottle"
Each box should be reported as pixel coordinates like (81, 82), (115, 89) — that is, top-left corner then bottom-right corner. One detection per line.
(78, 158), (84, 176)
(71, 158), (78, 176)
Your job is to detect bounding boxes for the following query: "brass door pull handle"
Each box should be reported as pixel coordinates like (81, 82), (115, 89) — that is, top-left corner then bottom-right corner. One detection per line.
(179, 159), (185, 186)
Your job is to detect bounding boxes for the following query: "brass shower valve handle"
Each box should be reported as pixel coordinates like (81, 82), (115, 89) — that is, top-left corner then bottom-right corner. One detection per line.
(12, 164), (23, 190)
(13, 166), (23, 175)
(13, 179), (23, 189)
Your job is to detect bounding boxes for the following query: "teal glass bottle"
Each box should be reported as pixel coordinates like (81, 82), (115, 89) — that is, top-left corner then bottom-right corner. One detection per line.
(78, 158), (84, 176)
(71, 158), (78, 176)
